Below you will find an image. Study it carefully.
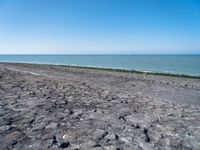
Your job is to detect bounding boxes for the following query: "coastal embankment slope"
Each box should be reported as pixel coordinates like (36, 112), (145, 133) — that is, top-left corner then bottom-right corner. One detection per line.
(0, 63), (200, 149)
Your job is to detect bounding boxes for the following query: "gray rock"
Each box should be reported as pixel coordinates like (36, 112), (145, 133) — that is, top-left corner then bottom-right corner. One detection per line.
(45, 122), (58, 129)
(106, 133), (118, 141)
(81, 140), (98, 149)
(94, 129), (108, 141)
(90, 147), (105, 150)
(0, 125), (11, 131)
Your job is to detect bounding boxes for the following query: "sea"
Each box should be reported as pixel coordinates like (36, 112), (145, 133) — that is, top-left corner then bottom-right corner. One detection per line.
(0, 54), (200, 76)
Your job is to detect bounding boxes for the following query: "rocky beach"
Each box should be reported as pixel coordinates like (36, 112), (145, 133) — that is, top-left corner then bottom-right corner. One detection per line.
(0, 62), (200, 150)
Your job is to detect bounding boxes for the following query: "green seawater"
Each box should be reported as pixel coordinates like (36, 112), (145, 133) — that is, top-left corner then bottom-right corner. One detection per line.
(0, 54), (200, 76)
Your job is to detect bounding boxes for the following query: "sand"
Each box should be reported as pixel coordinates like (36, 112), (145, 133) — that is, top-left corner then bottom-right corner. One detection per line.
(0, 62), (200, 150)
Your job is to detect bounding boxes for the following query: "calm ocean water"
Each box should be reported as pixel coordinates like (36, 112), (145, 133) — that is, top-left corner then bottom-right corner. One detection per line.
(0, 55), (200, 76)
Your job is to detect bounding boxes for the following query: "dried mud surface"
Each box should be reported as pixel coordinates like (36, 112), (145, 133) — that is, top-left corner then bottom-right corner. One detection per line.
(0, 63), (200, 150)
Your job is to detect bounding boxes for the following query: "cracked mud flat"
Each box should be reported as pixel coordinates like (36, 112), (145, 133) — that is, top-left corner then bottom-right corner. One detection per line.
(0, 63), (200, 150)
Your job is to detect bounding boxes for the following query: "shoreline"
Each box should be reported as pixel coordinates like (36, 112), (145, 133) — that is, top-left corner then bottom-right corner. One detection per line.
(1, 62), (200, 79)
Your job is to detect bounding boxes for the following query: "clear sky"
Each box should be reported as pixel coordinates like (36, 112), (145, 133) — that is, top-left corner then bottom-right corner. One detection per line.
(0, 0), (200, 54)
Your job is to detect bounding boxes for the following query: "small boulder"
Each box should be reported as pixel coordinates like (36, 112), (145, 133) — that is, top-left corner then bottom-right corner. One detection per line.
(45, 122), (58, 129)
(106, 133), (119, 141)
(94, 129), (108, 141)
(81, 140), (98, 149)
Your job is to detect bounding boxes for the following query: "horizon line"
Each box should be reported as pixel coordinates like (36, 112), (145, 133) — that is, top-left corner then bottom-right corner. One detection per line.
(0, 53), (200, 55)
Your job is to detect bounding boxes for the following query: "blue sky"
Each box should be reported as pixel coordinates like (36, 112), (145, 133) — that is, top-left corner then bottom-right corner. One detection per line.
(0, 0), (200, 54)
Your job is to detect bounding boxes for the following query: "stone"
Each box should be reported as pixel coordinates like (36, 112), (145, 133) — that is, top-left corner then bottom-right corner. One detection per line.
(119, 137), (131, 145)
(2, 131), (26, 148)
(73, 109), (83, 117)
(106, 133), (119, 141)
(81, 140), (98, 149)
(90, 147), (105, 150)
(94, 129), (108, 141)
(103, 145), (116, 150)
(0, 125), (11, 131)
(45, 122), (58, 129)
